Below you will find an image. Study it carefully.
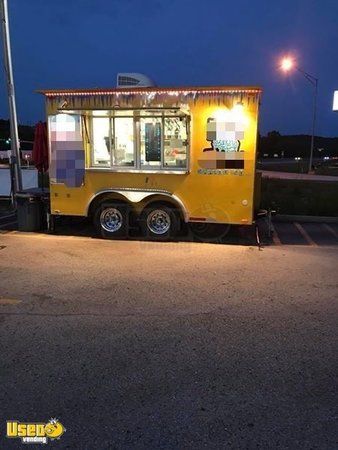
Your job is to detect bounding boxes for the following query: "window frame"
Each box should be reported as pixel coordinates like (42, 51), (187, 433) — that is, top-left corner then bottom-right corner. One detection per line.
(89, 109), (190, 173)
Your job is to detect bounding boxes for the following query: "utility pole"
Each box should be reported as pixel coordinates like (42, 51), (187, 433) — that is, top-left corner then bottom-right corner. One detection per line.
(0, 0), (22, 197)
(308, 77), (318, 173)
(280, 57), (318, 174)
(296, 67), (318, 173)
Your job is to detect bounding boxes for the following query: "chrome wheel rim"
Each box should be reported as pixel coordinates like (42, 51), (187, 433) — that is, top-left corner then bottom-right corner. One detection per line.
(100, 208), (123, 233)
(147, 209), (171, 235)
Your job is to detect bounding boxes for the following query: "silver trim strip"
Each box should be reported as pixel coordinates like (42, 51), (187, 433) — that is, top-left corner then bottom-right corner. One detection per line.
(86, 168), (189, 175)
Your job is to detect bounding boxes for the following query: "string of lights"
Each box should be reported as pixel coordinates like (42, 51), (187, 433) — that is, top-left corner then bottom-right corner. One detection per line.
(39, 87), (262, 97)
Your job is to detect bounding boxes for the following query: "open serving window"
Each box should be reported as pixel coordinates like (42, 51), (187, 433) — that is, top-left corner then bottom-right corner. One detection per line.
(89, 108), (190, 171)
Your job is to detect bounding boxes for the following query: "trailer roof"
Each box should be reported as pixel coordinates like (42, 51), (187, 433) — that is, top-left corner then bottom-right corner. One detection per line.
(37, 85), (262, 97)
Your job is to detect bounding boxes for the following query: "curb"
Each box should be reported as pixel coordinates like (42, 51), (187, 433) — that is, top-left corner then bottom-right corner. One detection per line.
(274, 214), (338, 223)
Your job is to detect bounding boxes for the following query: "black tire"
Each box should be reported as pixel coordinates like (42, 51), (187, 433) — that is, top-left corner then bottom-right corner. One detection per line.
(140, 203), (179, 241)
(93, 201), (129, 239)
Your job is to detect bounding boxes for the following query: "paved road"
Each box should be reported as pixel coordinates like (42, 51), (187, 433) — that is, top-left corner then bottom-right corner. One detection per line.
(0, 231), (337, 448)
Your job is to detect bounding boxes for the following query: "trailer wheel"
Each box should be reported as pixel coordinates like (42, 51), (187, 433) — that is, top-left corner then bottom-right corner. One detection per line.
(94, 201), (129, 239)
(140, 203), (179, 240)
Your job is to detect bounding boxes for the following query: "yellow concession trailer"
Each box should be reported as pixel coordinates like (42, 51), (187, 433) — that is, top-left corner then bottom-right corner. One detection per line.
(39, 85), (262, 239)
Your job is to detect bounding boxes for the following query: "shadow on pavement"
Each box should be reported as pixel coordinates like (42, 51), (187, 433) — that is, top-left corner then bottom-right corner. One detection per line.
(2, 213), (336, 247)
(0, 214), (270, 247)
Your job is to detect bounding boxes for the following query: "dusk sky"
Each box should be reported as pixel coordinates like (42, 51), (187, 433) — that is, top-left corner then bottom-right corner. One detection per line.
(1, 0), (337, 136)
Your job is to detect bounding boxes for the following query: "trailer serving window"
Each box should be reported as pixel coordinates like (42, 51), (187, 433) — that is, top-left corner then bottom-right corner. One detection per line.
(91, 115), (135, 168)
(92, 117), (110, 167)
(113, 117), (135, 167)
(163, 116), (188, 168)
(90, 109), (189, 171)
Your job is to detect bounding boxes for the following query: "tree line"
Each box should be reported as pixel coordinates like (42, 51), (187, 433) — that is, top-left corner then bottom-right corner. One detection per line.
(258, 131), (338, 158)
(0, 119), (337, 158)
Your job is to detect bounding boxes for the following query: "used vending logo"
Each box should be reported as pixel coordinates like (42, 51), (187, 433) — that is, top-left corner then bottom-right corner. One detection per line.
(6, 418), (65, 444)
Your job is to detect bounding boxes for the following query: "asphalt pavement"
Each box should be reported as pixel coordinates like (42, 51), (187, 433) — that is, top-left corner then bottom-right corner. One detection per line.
(0, 210), (338, 247)
(0, 227), (337, 448)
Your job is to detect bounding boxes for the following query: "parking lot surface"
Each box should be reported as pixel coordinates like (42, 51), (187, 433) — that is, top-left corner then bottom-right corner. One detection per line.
(0, 228), (337, 448)
(1, 211), (338, 247)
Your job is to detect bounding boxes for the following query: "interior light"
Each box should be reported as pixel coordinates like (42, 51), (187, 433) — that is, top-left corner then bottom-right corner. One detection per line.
(213, 109), (231, 122)
(232, 102), (244, 114)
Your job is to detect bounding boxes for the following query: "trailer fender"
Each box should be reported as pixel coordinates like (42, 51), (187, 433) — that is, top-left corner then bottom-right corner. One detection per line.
(87, 189), (189, 222)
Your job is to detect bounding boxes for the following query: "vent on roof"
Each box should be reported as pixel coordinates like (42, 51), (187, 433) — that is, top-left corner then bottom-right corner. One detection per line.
(116, 73), (155, 88)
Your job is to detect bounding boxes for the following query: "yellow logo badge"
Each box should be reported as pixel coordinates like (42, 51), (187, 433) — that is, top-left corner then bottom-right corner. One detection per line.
(7, 418), (65, 444)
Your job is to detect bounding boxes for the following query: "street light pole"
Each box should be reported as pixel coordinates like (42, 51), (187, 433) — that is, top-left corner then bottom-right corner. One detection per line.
(0, 0), (22, 196)
(296, 67), (318, 173)
(280, 57), (319, 174)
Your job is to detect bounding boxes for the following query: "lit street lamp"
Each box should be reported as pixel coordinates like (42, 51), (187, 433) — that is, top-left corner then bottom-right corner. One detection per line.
(280, 57), (318, 173)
